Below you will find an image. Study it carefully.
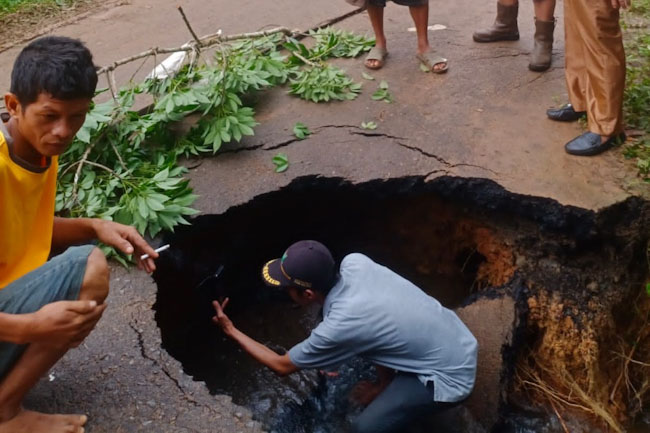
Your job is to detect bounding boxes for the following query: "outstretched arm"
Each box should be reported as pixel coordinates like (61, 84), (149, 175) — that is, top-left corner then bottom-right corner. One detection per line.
(212, 299), (300, 376)
(52, 217), (158, 272)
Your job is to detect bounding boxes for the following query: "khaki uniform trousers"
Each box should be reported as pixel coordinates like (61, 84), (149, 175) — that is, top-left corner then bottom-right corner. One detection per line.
(564, 0), (626, 136)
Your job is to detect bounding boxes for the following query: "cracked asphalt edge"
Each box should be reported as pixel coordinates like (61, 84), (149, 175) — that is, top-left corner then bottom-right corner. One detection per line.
(215, 124), (498, 177)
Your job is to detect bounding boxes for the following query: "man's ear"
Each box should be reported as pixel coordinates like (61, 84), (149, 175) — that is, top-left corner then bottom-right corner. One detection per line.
(303, 289), (316, 300)
(4, 93), (21, 117)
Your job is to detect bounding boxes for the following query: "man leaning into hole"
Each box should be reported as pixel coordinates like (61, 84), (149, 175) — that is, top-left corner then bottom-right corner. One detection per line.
(0, 36), (158, 433)
(213, 240), (478, 433)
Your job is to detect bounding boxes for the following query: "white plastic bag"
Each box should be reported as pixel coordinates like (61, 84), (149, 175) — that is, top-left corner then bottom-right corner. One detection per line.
(147, 44), (191, 80)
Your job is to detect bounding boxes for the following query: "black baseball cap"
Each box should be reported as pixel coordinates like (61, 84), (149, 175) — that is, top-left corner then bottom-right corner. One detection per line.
(262, 240), (336, 292)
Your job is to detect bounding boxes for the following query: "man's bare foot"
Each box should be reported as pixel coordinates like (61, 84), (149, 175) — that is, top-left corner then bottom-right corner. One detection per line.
(0, 409), (87, 433)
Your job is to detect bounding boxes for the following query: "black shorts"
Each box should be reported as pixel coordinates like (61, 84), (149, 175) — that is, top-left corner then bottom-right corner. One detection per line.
(369, 0), (429, 6)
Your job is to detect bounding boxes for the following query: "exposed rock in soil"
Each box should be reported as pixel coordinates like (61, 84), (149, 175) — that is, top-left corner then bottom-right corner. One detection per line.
(456, 296), (518, 430)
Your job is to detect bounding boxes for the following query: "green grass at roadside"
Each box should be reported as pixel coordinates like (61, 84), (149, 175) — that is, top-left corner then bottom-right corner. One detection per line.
(630, 0), (650, 14)
(0, 0), (75, 17)
(623, 0), (650, 181)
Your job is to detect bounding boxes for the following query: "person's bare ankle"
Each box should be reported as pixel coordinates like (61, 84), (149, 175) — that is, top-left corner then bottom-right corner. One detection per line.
(0, 409), (87, 433)
(0, 401), (20, 423)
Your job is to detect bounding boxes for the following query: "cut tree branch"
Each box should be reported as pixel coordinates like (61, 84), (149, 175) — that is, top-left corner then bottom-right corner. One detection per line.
(96, 27), (293, 75)
(177, 6), (203, 50)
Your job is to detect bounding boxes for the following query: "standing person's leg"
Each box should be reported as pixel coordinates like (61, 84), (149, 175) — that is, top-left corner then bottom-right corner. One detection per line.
(0, 246), (109, 433)
(365, 0), (389, 69)
(473, 0), (519, 42)
(534, 0), (555, 20)
(546, 0), (587, 122)
(409, 1), (448, 73)
(563, 0), (626, 155)
(351, 373), (455, 433)
(529, 0), (557, 71)
(409, 3), (430, 55)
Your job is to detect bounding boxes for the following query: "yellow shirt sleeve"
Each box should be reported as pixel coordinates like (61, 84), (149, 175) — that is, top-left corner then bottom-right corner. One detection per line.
(0, 131), (57, 289)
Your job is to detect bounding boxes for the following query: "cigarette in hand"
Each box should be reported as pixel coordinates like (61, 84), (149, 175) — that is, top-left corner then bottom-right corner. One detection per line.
(140, 244), (170, 260)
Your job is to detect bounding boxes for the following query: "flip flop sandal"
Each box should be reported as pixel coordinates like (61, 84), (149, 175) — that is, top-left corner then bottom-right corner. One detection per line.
(416, 52), (449, 74)
(365, 46), (388, 70)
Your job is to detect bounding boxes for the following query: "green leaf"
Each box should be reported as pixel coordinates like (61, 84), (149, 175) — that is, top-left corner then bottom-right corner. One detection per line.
(272, 153), (289, 173)
(371, 86), (393, 103)
(361, 121), (378, 130)
(174, 193), (198, 207)
(419, 63), (431, 73)
(145, 196), (166, 211)
(76, 127), (91, 144)
(293, 122), (311, 140)
(379, 80), (389, 90)
(361, 72), (375, 80)
(136, 197), (149, 219)
(646, 283), (650, 297)
(152, 168), (170, 182)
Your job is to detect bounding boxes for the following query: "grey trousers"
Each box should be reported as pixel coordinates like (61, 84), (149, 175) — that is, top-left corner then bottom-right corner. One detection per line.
(351, 373), (458, 433)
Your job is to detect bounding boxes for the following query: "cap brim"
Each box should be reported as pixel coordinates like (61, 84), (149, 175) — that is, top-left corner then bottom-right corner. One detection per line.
(262, 259), (291, 288)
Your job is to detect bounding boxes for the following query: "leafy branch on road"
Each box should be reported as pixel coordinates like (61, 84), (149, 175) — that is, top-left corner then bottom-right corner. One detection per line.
(57, 27), (374, 263)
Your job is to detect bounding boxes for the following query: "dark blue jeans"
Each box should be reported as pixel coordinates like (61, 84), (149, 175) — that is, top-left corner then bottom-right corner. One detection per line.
(351, 373), (459, 433)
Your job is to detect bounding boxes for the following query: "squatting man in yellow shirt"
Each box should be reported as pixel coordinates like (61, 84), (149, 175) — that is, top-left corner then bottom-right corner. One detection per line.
(0, 37), (158, 433)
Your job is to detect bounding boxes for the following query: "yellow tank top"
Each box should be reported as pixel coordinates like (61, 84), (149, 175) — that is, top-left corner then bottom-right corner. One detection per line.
(0, 129), (57, 289)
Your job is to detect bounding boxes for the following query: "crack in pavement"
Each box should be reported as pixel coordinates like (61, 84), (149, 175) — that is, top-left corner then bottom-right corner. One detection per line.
(217, 124), (498, 176)
(218, 124), (394, 154)
(394, 141), (453, 166)
(350, 130), (408, 140)
(128, 320), (202, 407)
(395, 141), (498, 175)
(467, 51), (529, 60)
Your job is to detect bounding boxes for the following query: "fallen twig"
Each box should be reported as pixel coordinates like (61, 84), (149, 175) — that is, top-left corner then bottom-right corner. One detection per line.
(105, 70), (118, 103)
(289, 49), (317, 67)
(66, 143), (95, 209)
(177, 6), (202, 50)
(96, 27), (293, 75)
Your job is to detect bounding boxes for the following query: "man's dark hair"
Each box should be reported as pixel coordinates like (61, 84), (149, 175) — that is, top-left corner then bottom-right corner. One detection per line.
(309, 272), (340, 297)
(10, 36), (98, 107)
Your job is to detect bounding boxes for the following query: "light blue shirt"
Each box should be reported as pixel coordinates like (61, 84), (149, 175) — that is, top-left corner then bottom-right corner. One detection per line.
(288, 253), (478, 403)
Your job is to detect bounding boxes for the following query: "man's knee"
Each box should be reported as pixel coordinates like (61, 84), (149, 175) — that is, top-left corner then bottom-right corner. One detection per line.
(79, 247), (109, 303)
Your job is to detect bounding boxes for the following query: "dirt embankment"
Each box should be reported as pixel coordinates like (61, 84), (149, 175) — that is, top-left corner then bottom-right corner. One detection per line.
(377, 178), (650, 432)
(505, 198), (650, 432)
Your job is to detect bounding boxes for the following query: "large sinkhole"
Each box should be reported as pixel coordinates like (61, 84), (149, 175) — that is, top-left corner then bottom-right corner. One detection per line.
(153, 176), (649, 433)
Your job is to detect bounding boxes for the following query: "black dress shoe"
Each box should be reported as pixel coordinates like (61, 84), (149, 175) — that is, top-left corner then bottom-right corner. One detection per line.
(565, 132), (626, 156)
(547, 104), (586, 122)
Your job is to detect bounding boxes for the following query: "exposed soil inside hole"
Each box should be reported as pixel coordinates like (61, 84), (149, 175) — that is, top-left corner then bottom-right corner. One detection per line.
(153, 176), (649, 433)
